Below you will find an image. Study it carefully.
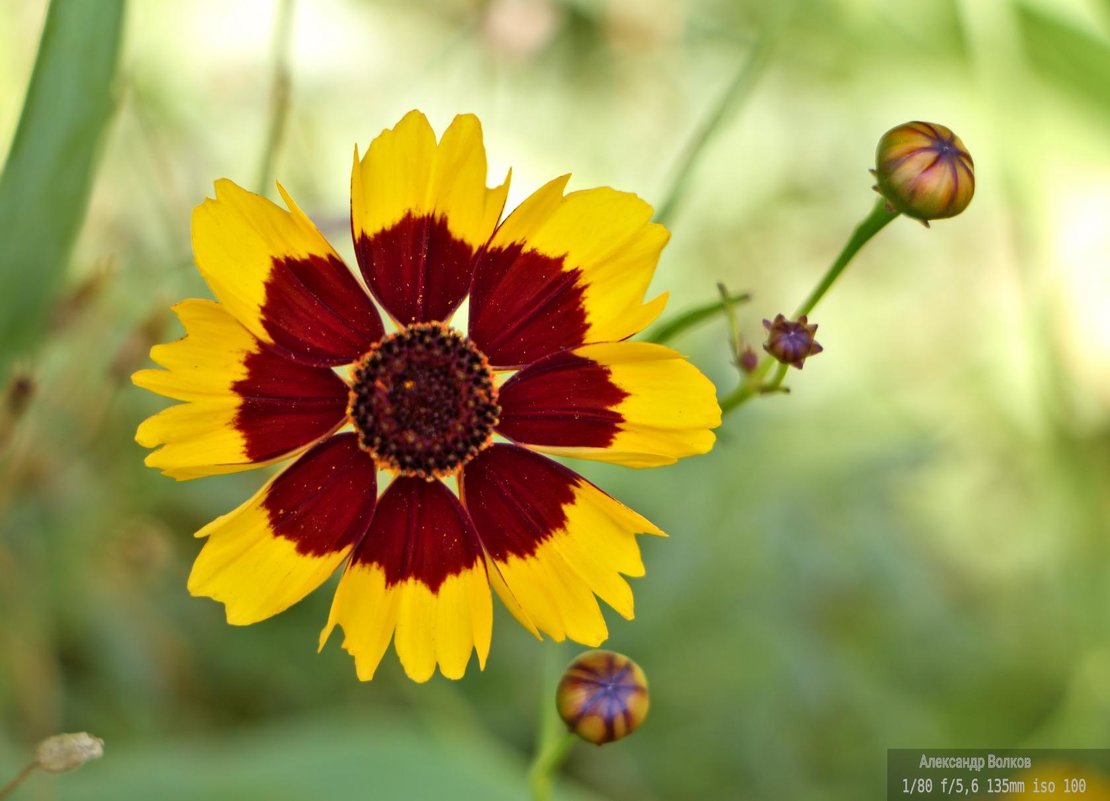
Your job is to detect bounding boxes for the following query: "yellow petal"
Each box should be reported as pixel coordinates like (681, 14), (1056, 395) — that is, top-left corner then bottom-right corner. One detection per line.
(470, 181), (669, 366)
(188, 434), (377, 624)
(132, 300), (349, 480)
(351, 111), (510, 324)
(497, 341), (721, 468)
(192, 179), (381, 364)
(462, 445), (662, 646)
(351, 110), (509, 252)
(320, 476), (492, 682)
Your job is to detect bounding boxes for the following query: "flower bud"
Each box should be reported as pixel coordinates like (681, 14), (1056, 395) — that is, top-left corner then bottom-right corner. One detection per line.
(873, 121), (974, 224)
(738, 346), (759, 373)
(35, 732), (104, 773)
(762, 314), (822, 369)
(556, 650), (649, 745)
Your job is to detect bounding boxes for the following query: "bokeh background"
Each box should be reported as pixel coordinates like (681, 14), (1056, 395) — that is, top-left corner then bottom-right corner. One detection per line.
(2, 0), (1109, 799)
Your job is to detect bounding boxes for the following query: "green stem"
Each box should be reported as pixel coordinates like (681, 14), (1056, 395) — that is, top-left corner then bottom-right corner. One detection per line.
(643, 291), (749, 345)
(719, 359), (781, 412)
(528, 732), (576, 801)
(792, 199), (898, 319)
(719, 200), (899, 413)
(527, 646), (575, 801)
(0, 763), (37, 799)
(653, 4), (792, 227)
(718, 282), (743, 364)
(255, 0), (296, 195)
(761, 362), (789, 394)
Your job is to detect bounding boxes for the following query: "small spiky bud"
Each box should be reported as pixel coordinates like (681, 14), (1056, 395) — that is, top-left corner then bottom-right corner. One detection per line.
(762, 314), (823, 369)
(738, 346), (759, 373)
(556, 650), (649, 745)
(872, 121), (974, 225)
(34, 733), (104, 773)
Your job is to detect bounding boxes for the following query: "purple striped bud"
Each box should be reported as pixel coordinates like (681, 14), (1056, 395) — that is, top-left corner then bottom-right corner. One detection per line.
(873, 121), (974, 224)
(556, 650), (649, 745)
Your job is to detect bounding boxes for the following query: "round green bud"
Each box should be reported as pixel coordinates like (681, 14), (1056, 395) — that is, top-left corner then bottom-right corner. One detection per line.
(556, 650), (649, 745)
(873, 121), (974, 223)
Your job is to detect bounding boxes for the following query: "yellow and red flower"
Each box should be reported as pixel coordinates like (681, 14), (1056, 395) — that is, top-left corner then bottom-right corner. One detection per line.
(134, 110), (720, 682)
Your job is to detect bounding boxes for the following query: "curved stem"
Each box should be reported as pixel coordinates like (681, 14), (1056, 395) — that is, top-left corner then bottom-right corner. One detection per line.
(528, 732), (576, 801)
(792, 199), (898, 319)
(255, 0), (296, 195)
(719, 359), (777, 413)
(653, 3), (793, 227)
(761, 362), (789, 394)
(719, 200), (899, 413)
(643, 291), (750, 345)
(527, 646), (575, 801)
(0, 763), (37, 799)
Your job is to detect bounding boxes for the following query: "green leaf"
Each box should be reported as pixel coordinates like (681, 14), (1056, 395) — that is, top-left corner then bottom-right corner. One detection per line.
(1017, 4), (1110, 116)
(0, 0), (126, 374)
(45, 715), (605, 801)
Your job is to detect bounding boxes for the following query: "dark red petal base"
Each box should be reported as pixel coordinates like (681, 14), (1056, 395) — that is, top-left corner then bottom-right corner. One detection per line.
(350, 476), (485, 591)
(468, 244), (589, 368)
(262, 433), (378, 557)
(355, 214), (476, 325)
(496, 349), (628, 449)
(233, 346), (351, 463)
(460, 444), (578, 561)
(261, 254), (384, 366)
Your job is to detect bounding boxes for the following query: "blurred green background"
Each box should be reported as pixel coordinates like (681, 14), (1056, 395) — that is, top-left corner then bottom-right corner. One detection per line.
(2, 0), (1109, 799)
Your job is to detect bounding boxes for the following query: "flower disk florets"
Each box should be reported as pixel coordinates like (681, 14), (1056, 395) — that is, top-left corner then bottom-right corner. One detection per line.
(348, 323), (499, 479)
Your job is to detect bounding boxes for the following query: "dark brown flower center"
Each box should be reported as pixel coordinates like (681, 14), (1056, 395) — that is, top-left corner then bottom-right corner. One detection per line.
(348, 322), (499, 478)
